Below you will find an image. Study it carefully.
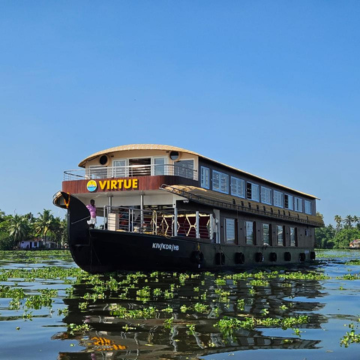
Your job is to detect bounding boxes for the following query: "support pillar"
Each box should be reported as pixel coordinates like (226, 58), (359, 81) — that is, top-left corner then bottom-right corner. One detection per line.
(140, 193), (144, 230)
(209, 213), (214, 241)
(174, 207), (178, 236)
(196, 211), (200, 238)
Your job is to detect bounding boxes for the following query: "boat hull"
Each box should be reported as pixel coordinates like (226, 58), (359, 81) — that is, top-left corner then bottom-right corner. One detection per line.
(72, 229), (315, 273)
(62, 192), (315, 273)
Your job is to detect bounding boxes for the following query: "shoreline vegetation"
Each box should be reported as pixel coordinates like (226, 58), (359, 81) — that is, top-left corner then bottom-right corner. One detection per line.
(315, 213), (360, 249)
(0, 209), (67, 250)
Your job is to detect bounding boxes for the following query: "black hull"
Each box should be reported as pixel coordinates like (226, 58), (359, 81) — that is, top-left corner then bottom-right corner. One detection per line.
(63, 193), (315, 273)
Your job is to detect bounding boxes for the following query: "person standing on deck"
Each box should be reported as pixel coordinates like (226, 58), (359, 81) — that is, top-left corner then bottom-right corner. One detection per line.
(86, 199), (97, 228)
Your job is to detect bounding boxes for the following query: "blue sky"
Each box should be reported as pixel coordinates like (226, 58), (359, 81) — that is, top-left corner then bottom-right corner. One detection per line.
(0, 1), (359, 225)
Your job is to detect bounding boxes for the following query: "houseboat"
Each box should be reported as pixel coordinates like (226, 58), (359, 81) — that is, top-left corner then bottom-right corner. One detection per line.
(53, 144), (323, 273)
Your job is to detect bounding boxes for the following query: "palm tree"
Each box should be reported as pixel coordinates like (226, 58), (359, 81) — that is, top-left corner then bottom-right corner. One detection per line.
(59, 218), (68, 247)
(334, 215), (342, 232)
(35, 209), (54, 247)
(343, 215), (354, 229)
(353, 216), (359, 227)
(49, 217), (68, 248)
(9, 215), (29, 248)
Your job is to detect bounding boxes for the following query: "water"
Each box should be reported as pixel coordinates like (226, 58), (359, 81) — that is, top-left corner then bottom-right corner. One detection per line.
(0, 250), (360, 359)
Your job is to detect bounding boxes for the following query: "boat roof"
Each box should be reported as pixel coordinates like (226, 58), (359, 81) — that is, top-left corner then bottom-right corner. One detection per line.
(78, 144), (319, 199)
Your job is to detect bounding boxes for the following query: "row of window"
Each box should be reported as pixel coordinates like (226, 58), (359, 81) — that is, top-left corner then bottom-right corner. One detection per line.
(201, 167), (312, 214)
(224, 218), (309, 246)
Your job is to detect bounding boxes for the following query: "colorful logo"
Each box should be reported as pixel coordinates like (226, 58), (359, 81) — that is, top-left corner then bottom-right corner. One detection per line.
(87, 180), (97, 192)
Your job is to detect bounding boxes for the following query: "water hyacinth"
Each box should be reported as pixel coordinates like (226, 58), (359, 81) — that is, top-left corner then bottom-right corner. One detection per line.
(1, 249), (360, 358)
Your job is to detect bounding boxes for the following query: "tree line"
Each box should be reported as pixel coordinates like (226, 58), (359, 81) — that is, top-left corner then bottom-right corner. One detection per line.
(316, 214), (360, 249)
(0, 209), (67, 250)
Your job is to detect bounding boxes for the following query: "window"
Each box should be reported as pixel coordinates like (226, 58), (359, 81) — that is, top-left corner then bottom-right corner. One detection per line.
(246, 182), (259, 202)
(284, 194), (293, 210)
(273, 191), (283, 208)
(129, 158), (151, 176)
(212, 170), (229, 194)
(263, 224), (270, 245)
(112, 160), (127, 178)
(261, 187), (271, 205)
(225, 219), (236, 243)
(201, 167), (210, 189)
(277, 225), (284, 246)
(231, 177), (245, 198)
(170, 151), (179, 160)
(304, 200), (312, 215)
(245, 221), (254, 245)
(154, 158), (165, 175)
(174, 160), (194, 179)
(290, 227), (296, 246)
(295, 197), (303, 212)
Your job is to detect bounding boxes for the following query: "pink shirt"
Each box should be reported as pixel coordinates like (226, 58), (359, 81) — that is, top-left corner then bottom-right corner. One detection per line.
(86, 204), (96, 218)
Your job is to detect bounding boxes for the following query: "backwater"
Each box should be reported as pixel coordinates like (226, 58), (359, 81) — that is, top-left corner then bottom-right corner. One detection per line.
(0, 250), (360, 360)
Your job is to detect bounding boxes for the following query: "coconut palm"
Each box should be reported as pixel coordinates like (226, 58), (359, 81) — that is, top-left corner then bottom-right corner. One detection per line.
(353, 216), (359, 227)
(34, 209), (54, 246)
(49, 217), (68, 247)
(334, 215), (342, 232)
(9, 215), (29, 247)
(343, 215), (354, 229)
(59, 218), (68, 247)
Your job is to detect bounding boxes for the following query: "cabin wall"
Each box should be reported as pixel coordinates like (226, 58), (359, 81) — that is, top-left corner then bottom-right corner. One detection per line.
(177, 201), (315, 248)
(198, 158), (317, 218)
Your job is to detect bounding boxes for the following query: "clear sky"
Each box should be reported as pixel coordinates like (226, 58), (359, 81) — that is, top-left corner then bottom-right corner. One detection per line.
(0, 1), (359, 225)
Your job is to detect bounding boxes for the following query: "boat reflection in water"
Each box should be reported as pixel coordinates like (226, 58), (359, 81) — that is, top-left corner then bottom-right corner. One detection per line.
(55, 270), (325, 359)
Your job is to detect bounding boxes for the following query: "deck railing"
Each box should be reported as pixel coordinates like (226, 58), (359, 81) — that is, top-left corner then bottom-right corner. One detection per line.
(64, 164), (198, 181)
(102, 206), (211, 239)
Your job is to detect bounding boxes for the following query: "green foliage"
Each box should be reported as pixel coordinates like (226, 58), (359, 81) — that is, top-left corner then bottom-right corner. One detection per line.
(315, 224), (336, 248)
(0, 209), (67, 250)
(333, 228), (360, 249)
(0, 231), (13, 250)
(316, 213), (360, 249)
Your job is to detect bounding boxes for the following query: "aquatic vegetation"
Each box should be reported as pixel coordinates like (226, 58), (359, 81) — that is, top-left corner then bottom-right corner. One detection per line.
(68, 323), (91, 335)
(337, 273), (360, 280)
(152, 287), (162, 296)
(186, 324), (196, 335)
(345, 260), (360, 266)
(340, 323), (360, 347)
(261, 308), (269, 316)
(248, 279), (270, 287)
(215, 315), (309, 334)
(215, 278), (227, 286)
(164, 317), (174, 328)
(194, 302), (209, 313)
(109, 304), (157, 319)
(162, 305), (173, 313)
(25, 295), (53, 309)
(2, 249), (360, 358)
(237, 299), (245, 311)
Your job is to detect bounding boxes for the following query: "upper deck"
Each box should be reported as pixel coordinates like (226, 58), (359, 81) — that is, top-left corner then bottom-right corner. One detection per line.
(61, 144), (323, 226)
